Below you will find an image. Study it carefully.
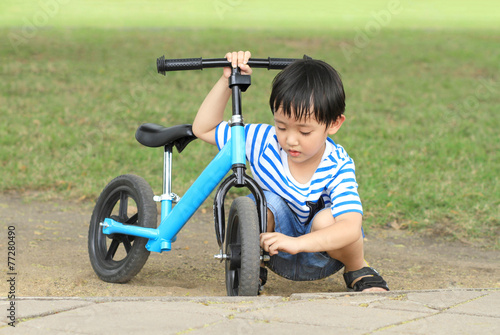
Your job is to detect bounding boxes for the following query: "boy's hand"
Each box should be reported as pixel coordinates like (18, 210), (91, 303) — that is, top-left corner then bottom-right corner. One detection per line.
(260, 232), (301, 256)
(223, 51), (252, 78)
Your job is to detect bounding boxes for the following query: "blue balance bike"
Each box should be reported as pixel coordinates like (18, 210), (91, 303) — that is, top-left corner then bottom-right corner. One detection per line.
(88, 55), (304, 296)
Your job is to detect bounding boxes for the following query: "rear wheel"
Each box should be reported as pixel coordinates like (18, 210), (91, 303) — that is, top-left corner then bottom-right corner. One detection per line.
(88, 174), (157, 283)
(225, 197), (261, 296)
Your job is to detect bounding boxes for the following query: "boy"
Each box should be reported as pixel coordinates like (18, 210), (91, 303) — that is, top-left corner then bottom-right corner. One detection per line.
(193, 51), (389, 292)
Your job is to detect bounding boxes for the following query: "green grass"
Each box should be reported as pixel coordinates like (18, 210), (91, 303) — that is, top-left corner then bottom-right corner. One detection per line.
(1, 0), (499, 29)
(1, 1), (499, 248)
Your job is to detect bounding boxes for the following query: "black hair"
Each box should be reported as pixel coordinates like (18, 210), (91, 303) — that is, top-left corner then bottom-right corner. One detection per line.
(269, 59), (345, 126)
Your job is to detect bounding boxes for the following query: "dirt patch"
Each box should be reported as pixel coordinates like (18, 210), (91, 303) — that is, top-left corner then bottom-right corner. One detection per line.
(1, 192), (498, 297)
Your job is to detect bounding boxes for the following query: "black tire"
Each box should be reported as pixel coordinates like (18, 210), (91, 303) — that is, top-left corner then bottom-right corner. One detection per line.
(88, 174), (157, 283)
(225, 196), (261, 296)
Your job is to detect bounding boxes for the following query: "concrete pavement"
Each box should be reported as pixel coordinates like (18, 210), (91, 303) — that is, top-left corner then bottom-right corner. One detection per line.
(1, 288), (498, 334)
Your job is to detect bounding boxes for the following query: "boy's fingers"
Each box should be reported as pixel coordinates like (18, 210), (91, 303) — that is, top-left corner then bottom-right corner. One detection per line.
(260, 233), (278, 250)
(244, 50), (251, 64)
(226, 50), (252, 69)
(225, 52), (232, 65)
(238, 50), (245, 65)
(232, 51), (239, 68)
(260, 233), (270, 249)
(225, 51), (236, 67)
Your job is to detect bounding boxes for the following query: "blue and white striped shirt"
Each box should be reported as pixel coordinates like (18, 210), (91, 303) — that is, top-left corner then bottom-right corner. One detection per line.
(215, 122), (363, 224)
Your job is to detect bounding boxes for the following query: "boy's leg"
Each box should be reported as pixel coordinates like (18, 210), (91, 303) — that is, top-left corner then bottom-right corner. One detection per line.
(251, 191), (344, 281)
(266, 209), (275, 232)
(310, 209), (365, 271)
(311, 210), (388, 292)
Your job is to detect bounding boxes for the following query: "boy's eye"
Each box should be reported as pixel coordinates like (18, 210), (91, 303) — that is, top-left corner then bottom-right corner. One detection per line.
(277, 127), (286, 131)
(300, 131), (312, 136)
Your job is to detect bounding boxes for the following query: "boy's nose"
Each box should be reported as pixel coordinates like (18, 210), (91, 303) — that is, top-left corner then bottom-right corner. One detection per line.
(286, 134), (299, 146)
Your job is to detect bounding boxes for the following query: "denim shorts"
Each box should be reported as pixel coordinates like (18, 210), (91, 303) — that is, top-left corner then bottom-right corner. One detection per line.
(249, 191), (344, 281)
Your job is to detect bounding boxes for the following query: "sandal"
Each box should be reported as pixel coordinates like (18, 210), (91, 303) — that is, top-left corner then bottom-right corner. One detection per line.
(343, 267), (389, 292)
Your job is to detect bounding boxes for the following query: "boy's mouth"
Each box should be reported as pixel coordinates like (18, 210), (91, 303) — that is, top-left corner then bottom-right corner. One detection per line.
(288, 149), (301, 157)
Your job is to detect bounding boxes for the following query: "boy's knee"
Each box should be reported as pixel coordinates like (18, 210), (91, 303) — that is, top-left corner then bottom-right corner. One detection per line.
(310, 209), (335, 232)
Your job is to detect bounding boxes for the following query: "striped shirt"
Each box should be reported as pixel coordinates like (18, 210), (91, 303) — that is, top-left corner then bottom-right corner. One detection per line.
(215, 121), (363, 224)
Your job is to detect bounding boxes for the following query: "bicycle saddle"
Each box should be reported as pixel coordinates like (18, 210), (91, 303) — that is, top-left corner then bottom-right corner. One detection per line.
(135, 123), (197, 153)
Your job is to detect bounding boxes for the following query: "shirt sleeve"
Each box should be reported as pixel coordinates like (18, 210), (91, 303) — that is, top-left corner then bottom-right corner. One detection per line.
(327, 159), (363, 217)
(244, 123), (273, 166)
(214, 121), (230, 151)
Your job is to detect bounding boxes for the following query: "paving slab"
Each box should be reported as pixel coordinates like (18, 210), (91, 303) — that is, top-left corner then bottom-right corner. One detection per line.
(0, 298), (94, 321)
(445, 290), (500, 317)
(238, 298), (430, 332)
(405, 289), (487, 310)
(382, 313), (500, 334)
(1, 300), (230, 335)
(0, 289), (498, 335)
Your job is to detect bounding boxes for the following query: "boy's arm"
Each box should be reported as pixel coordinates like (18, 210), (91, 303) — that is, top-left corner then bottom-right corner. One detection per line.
(192, 51), (252, 145)
(192, 76), (232, 145)
(260, 212), (362, 255)
(297, 212), (363, 253)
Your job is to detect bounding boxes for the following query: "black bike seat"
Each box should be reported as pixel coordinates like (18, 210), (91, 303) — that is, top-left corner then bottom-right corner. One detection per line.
(135, 123), (197, 153)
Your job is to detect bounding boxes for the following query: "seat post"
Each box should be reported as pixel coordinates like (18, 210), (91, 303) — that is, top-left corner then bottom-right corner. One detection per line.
(155, 145), (174, 219)
(163, 145), (173, 197)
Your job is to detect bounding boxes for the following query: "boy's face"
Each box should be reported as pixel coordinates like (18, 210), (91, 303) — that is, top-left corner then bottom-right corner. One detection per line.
(274, 108), (345, 166)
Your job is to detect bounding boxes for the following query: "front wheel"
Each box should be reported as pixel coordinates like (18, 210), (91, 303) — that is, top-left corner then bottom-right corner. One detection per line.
(88, 174), (157, 283)
(225, 197), (261, 296)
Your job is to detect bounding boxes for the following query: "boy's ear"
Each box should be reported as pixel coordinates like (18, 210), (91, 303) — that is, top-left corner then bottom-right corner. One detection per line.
(327, 115), (346, 135)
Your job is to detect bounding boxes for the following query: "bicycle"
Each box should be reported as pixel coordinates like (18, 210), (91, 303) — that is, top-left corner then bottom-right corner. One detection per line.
(88, 55), (308, 296)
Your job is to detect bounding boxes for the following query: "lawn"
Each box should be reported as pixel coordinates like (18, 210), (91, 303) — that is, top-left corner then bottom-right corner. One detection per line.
(1, 1), (498, 247)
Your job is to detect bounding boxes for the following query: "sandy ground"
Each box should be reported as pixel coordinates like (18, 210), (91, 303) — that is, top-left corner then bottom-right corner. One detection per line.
(1, 192), (498, 297)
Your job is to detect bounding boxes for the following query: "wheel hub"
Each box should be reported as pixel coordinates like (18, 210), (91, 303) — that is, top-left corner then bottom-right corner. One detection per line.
(226, 243), (241, 270)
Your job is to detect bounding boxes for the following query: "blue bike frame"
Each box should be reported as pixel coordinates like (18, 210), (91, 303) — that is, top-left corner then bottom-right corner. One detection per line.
(101, 65), (269, 254)
(102, 124), (246, 253)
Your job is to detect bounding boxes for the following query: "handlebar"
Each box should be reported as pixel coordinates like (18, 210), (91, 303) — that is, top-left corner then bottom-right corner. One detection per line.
(157, 55), (311, 75)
